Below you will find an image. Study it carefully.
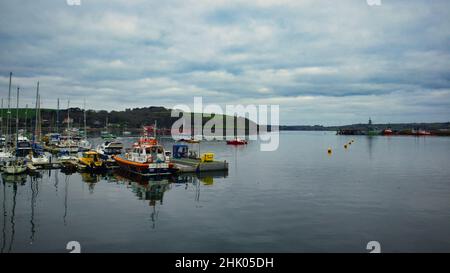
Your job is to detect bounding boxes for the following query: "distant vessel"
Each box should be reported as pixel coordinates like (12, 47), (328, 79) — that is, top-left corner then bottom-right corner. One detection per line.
(382, 128), (394, 135)
(226, 138), (248, 145)
(178, 137), (201, 144)
(101, 131), (117, 140)
(412, 129), (431, 136)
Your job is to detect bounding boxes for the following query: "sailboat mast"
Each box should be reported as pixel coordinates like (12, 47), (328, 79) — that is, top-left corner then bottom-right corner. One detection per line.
(34, 82), (39, 143)
(57, 98), (60, 134)
(83, 99), (87, 140)
(16, 87), (20, 151)
(24, 104), (28, 135)
(1, 98), (3, 136)
(7, 72), (12, 147)
(38, 93), (42, 141)
(67, 100), (70, 141)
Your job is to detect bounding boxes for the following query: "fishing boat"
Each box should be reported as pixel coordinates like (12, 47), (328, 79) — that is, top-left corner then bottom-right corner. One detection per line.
(114, 144), (176, 176)
(226, 138), (248, 145)
(115, 123), (176, 176)
(78, 151), (106, 171)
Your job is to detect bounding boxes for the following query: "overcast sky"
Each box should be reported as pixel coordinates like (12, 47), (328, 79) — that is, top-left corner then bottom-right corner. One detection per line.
(0, 0), (449, 125)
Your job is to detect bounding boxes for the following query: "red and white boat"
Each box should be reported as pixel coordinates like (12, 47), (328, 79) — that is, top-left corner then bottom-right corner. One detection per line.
(114, 143), (177, 176)
(114, 126), (177, 176)
(382, 128), (394, 135)
(226, 138), (248, 145)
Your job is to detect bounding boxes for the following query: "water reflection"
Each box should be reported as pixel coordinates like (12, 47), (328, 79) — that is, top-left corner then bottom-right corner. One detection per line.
(64, 175), (70, 226)
(29, 175), (39, 244)
(1, 173), (26, 253)
(0, 169), (228, 251)
(1, 178), (6, 253)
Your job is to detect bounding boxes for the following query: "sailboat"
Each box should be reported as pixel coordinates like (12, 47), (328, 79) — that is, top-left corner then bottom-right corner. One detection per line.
(29, 82), (50, 166)
(54, 100), (79, 153)
(0, 73), (14, 164)
(4, 87), (27, 175)
(101, 116), (117, 140)
(78, 100), (91, 152)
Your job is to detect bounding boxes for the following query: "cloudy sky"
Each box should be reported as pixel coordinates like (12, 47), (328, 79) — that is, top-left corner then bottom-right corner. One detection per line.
(0, 0), (449, 125)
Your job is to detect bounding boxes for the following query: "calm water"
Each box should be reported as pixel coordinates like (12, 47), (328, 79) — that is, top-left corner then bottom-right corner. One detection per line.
(1, 131), (450, 253)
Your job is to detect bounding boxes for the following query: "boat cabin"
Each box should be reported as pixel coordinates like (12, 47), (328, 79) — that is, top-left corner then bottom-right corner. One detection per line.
(128, 145), (169, 163)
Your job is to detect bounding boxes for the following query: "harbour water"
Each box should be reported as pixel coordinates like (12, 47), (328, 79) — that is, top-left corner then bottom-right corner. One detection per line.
(1, 131), (450, 253)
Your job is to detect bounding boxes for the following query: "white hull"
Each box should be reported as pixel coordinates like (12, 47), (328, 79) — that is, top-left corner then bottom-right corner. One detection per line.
(4, 165), (27, 175)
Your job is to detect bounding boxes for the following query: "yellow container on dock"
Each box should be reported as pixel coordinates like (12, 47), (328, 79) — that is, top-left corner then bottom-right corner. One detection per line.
(201, 153), (214, 162)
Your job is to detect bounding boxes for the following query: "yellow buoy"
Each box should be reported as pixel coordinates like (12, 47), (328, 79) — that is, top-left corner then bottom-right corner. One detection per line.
(327, 148), (332, 154)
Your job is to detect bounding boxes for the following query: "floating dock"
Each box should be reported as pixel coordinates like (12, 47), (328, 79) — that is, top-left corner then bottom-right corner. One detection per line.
(3, 157), (228, 175)
(172, 158), (229, 173)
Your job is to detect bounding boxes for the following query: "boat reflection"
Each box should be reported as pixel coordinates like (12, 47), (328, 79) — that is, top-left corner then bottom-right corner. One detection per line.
(0, 170), (229, 248)
(1, 173), (26, 253)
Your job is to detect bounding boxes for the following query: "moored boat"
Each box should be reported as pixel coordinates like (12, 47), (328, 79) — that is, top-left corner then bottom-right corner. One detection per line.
(3, 158), (27, 175)
(78, 151), (106, 172)
(97, 141), (123, 159)
(226, 138), (248, 145)
(414, 129), (431, 136)
(114, 144), (177, 176)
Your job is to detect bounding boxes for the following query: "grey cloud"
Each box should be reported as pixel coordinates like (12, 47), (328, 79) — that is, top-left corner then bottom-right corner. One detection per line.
(0, 0), (449, 125)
